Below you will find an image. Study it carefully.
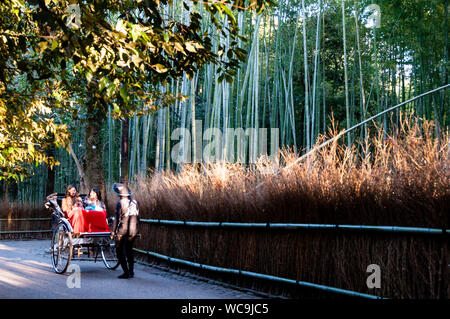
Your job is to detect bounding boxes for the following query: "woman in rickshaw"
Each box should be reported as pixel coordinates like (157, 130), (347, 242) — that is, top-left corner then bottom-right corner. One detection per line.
(61, 184), (83, 216)
(84, 187), (106, 211)
(61, 185), (84, 235)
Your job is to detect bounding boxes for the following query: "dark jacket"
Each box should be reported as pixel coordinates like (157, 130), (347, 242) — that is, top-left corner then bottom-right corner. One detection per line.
(112, 197), (139, 240)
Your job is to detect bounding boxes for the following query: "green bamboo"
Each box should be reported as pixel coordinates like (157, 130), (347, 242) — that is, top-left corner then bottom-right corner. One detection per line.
(301, 0), (310, 151)
(311, 0), (322, 146)
(342, 0), (351, 148)
(354, 0), (367, 141)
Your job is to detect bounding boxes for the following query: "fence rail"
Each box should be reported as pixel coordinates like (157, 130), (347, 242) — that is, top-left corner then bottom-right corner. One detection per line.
(140, 218), (449, 235)
(0, 230), (51, 234)
(0, 217), (51, 235)
(2, 217), (448, 236)
(133, 247), (385, 299)
(0, 218), (51, 221)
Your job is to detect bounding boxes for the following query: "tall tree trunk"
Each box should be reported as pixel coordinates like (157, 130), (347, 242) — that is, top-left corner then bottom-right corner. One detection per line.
(85, 97), (107, 205)
(3, 181), (8, 201)
(68, 142), (87, 193)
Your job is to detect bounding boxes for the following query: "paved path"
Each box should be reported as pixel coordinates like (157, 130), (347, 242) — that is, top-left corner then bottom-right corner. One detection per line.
(0, 240), (261, 299)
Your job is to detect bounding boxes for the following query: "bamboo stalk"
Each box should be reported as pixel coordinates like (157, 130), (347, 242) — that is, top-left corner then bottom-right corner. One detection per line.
(342, 0), (351, 148)
(301, 0), (310, 151)
(354, 0), (367, 141)
(311, 0), (322, 146)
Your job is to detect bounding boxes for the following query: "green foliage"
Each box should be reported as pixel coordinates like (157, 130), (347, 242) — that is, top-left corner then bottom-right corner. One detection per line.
(0, 0), (275, 181)
(20, 0), (274, 114)
(0, 0), (74, 181)
(0, 83), (70, 181)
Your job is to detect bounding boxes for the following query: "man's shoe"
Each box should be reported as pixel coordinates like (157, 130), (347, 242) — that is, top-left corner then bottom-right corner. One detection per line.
(129, 271), (134, 278)
(118, 273), (130, 279)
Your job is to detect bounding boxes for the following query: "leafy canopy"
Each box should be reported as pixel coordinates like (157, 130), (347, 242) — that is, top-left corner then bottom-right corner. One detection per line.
(0, 0), (275, 181)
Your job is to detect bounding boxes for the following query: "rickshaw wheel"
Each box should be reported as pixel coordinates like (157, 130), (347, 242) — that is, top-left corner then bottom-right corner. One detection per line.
(51, 222), (73, 274)
(101, 239), (119, 270)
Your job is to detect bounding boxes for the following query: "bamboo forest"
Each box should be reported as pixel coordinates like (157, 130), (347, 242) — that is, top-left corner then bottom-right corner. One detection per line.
(0, 0), (449, 300)
(1, 0), (449, 201)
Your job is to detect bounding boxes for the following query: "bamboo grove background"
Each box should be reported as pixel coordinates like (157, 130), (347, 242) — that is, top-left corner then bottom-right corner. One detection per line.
(2, 0), (448, 200)
(0, 0), (449, 299)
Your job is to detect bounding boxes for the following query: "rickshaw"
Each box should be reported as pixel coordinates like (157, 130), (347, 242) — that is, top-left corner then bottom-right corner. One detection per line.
(44, 193), (119, 274)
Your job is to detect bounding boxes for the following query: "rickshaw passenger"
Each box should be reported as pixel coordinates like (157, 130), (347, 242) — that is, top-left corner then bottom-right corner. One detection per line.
(61, 184), (83, 216)
(84, 187), (106, 211)
(62, 184), (84, 234)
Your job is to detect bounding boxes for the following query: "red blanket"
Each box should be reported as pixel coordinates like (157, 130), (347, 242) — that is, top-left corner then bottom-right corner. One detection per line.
(67, 207), (110, 235)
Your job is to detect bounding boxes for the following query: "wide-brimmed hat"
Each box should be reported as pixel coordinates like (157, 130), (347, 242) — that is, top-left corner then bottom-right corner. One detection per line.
(112, 183), (133, 197)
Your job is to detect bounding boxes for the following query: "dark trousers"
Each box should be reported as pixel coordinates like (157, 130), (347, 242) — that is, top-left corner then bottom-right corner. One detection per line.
(116, 236), (135, 275)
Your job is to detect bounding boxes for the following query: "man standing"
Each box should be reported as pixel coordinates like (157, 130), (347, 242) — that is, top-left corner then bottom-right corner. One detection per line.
(111, 183), (140, 279)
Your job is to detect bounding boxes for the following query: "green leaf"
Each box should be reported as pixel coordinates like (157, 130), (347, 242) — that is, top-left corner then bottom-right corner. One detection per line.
(99, 77), (108, 92)
(185, 42), (196, 53)
(113, 103), (120, 114)
(213, 4), (223, 19)
(51, 39), (58, 51)
(219, 4), (237, 25)
(174, 42), (185, 54)
(39, 41), (48, 53)
(27, 143), (34, 155)
(130, 25), (139, 42)
(85, 70), (93, 83)
(152, 63), (168, 73)
(120, 86), (129, 104)
(116, 19), (126, 35)
(106, 82), (116, 99)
